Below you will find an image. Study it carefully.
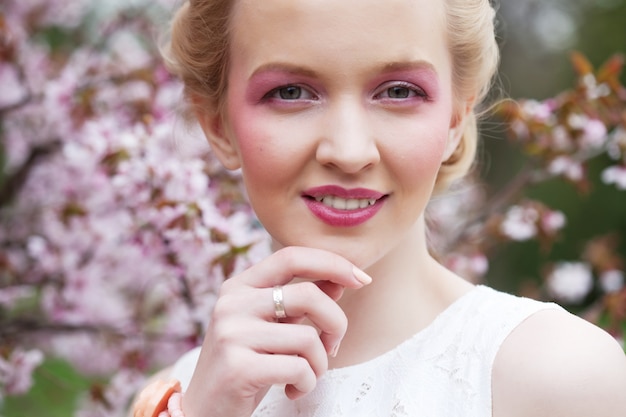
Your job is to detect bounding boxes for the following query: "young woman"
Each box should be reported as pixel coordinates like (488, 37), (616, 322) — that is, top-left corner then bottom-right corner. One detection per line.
(133, 0), (626, 416)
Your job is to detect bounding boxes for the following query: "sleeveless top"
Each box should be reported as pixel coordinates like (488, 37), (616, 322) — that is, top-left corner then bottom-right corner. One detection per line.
(170, 285), (562, 417)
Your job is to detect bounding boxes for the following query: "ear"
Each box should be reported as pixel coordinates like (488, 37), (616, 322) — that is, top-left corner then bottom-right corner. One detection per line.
(443, 125), (463, 162)
(443, 97), (475, 162)
(193, 99), (241, 170)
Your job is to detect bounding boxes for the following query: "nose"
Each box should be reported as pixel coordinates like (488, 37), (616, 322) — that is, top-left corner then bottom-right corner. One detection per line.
(315, 98), (380, 174)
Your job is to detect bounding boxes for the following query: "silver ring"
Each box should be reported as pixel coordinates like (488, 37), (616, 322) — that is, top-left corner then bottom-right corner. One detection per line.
(272, 285), (287, 320)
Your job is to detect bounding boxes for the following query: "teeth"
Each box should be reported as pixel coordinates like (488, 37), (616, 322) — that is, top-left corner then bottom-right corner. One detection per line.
(314, 196), (377, 210)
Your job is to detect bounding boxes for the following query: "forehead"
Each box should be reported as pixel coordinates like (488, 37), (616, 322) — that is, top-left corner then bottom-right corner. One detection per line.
(229, 0), (451, 80)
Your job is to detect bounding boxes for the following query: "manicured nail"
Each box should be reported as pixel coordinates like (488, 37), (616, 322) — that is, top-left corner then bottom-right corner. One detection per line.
(330, 341), (341, 358)
(352, 266), (372, 285)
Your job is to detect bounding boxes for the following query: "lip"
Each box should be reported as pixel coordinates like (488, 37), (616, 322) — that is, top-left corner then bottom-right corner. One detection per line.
(301, 185), (387, 227)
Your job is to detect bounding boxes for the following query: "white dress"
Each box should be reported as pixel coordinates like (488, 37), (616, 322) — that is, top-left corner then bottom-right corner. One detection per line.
(171, 286), (562, 416)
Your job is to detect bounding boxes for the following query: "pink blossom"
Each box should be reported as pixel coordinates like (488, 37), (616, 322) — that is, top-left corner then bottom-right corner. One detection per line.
(548, 156), (584, 181)
(522, 99), (555, 124)
(601, 165), (626, 190)
(600, 270), (624, 293)
(500, 205), (539, 241)
(582, 74), (611, 100)
(445, 253), (489, 283)
(0, 63), (28, 108)
(568, 113), (588, 130)
(547, 262), (593, 304)
(550, 126), (573, 151)
(0, 349), (44, 397)
(541, 210), (566, 234)
(581, 119), (608, 148)
(567, 114), (608, 148)
(511, 120), (529, 139)
(108, 31), (154, 72)
(606, 128), (625, 160)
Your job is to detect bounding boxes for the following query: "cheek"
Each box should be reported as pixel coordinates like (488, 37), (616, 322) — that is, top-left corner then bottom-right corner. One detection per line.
(226, 98), (275, 178)
(400, 141), (447, 194)
(226, 85), (315, 183)
(385, 111), (451, 178)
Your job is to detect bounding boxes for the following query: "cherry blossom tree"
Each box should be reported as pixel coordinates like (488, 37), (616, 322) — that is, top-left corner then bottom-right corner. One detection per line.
(1, 1), (268, 414)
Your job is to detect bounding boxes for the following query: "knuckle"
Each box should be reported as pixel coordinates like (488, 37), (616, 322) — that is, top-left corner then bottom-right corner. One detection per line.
(219, 277), (237, 294)
(301, 325), (321, 345)
(292, 356), (314, 380)
(328, 254), (350, 276)
(292, 359), (317, 393)
(274, 246), (299, 269)
(211, 319), (239, 346)
(337, 314), (348, 337)
(335, 307), (348, 327)
(296, 280), (321, 300)
(212, 293), (236, 318)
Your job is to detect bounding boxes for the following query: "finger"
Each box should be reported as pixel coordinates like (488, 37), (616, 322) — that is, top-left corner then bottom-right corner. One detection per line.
(314, 280), (345, 302)
(217, 280), (344, 320)
(252, 354), (318, 397)
(285, 382), (309, 400)
(212, 280), (341, 323)
(239, 246), (372, 289)
(247, 321), (329, 377)
(276, 282), (348, 355)
(210, 287), (341, 361)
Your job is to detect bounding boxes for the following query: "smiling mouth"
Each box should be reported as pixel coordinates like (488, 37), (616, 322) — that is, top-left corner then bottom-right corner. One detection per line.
(302, 188), (387, 227)
(313, 196), (378, 210)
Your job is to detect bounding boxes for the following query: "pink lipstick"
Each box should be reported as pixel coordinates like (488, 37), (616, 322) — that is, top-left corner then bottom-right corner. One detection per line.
(302, 185), (387, 227)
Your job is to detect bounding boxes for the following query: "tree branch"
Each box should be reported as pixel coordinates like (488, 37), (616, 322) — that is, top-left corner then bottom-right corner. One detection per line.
(0, 140), (61, 207)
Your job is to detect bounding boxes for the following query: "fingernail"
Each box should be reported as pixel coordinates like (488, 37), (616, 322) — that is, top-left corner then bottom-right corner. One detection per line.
(352, 266), (372, 285)
(330, 341), (341, 358)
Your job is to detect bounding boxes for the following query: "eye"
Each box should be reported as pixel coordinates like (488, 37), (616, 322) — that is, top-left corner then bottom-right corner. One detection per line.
(264, 85), (316, 101)
(386, 86), (413, 99)
(374, 82), (427, 100)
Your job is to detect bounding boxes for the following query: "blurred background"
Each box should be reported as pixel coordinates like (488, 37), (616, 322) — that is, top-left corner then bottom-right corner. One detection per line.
(0, 0), (626, 417)
(485, 0), (626, 295)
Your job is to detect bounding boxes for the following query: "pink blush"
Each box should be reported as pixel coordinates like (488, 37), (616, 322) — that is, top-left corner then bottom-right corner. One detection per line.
(226, 91), (278, 166)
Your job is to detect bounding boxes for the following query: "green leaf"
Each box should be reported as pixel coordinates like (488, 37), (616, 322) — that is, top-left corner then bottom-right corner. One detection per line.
(2, 358), (93, 417)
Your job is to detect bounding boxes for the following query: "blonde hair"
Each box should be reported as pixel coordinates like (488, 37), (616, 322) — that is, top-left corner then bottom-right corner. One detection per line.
(436, 0), (500, 193)
(161, 0), (233, 119)
(163, 0), (500, 190)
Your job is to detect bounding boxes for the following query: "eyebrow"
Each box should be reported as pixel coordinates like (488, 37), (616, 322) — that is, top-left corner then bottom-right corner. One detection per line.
(249, 63), (319, 80)
(378, 60), (438, 75)
(249, 59), (438, 80)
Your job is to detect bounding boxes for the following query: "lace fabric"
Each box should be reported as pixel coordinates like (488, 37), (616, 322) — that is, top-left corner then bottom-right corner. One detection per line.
(171, 286), (561, 417)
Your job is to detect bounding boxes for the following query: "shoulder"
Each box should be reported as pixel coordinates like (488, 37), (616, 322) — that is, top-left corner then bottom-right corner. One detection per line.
(492, 307), (626, 417)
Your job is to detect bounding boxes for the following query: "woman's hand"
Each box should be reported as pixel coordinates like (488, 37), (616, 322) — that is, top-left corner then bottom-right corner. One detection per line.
(181, 246), (372, 417)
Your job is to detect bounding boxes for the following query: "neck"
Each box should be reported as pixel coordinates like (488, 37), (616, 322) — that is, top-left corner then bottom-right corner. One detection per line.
(329, 218), (473, 368)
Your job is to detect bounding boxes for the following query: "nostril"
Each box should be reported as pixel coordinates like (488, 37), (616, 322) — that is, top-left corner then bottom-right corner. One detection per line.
(315, 145), (380, 174)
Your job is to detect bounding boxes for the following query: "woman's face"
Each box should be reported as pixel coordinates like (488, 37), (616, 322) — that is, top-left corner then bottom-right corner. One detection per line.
(205, 0), (461, 268)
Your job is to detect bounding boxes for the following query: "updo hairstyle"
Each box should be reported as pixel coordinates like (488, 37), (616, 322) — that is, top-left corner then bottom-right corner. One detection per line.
(162, 0), (500, 193)
(438, 0), (500, 193)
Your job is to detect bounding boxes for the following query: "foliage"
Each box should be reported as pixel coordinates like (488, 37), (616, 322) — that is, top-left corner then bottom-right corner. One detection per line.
(0, 1), (624, 415)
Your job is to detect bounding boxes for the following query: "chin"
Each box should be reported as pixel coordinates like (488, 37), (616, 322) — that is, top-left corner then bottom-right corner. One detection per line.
(271, 236), (382, 270)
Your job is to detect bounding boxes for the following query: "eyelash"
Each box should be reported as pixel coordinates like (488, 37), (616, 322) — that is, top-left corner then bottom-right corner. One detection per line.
(260, 81), (429, 103)
(373, 81), (428, 101)
(262, 85), (318, 102)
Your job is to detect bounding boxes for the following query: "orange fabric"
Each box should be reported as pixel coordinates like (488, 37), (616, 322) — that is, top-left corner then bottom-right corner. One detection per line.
(133, 379), (182, 417)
